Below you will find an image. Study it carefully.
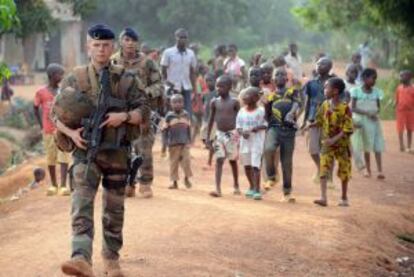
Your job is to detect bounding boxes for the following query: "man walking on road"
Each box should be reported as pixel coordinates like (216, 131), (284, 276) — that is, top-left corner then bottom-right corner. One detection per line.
(55, 24), (149, 277)
(160, 28), (197, 117)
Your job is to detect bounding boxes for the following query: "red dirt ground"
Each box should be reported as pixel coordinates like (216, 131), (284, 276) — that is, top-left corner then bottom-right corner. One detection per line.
(0, 121), (413, 276)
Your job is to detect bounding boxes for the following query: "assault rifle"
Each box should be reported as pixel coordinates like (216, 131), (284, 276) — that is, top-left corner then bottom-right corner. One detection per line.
(81, 67), (128, 178)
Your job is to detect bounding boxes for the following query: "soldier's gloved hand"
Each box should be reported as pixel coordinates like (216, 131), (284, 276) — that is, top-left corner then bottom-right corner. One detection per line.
(69, 127), (87, 150)
(100, 112), (128, 128)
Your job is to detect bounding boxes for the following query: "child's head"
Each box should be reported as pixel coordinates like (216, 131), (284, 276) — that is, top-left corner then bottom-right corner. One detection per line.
(274, 67), (288, 88)
(227, 44), (238, 58)
(216, 75), (232, 97)
(316, 57), (332, 76)
(351, 52), (362, 65)
(205, 73), (216, 91)
(260, 62), (273, 84)
(33, 167), (46, 183)
(249, 67), (262, 87)
(241, 86), (260, 108)
(324, 77), (345, 100)
(345, 64), (358, 82)
(170, 93), (184, 112)
(361, 68), (377, 88)
(399, 70), (412, 85)
(46, 63), (65, 85)
(197, 64), (208, 76)
(215, 44), (227, 57)
(273, 55), (286, 68)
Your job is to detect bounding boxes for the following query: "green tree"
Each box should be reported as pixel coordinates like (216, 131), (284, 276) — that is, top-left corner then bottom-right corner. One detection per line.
(85, 0), (249, 45)
(292, 0), (414, 70)
(0, 0), (19, 81)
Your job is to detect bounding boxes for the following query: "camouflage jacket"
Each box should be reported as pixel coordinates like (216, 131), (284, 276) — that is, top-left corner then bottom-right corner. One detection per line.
(111, 51), (163, 110)
(59, 63), (151, 165)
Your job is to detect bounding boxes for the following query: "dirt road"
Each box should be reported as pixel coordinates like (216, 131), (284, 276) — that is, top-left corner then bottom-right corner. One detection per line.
(0, 121), (413, 277)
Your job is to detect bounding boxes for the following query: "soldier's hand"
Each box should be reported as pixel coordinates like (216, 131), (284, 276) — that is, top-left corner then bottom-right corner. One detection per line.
(69, 127), (87, 150)
(100, 112), (127, 128)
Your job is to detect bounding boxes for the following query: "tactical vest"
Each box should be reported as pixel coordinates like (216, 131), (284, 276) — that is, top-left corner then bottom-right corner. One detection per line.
(72, 64), (140, 150)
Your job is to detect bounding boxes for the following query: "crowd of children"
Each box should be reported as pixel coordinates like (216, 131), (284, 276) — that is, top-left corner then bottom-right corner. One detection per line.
(158, 42), (414, 208)
(31, 41), (414, 208)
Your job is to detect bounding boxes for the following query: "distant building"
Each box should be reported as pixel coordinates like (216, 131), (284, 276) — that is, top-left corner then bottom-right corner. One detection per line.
(0, 0), (85, 72)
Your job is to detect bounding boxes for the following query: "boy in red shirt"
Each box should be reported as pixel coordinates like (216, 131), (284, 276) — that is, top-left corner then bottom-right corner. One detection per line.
(34, 63), (70, 196)
(396, 70), (414, 153)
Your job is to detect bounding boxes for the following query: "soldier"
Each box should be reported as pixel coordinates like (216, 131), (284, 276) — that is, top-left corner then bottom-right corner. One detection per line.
(111, 27), (163, 198)
(55, 24), (150, 277)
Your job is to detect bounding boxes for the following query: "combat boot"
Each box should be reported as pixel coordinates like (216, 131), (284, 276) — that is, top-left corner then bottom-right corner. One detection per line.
(125, 185), (135, 198)
(61, 257), (95, 277)
(103, 258), (124, 277)
(139, 184), (153, 198)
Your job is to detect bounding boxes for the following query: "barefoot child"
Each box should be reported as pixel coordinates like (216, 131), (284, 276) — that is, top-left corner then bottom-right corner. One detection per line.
(201, 73), (217, 167)
(309, 77), (353, 207)
(163, 94), (193, 189)
(263, 67), (301, 201)
(395, 70), (414, 153)
(236, 87), (267, 200)
(351, 68), (385, 179)
(207, 75), (241, 197)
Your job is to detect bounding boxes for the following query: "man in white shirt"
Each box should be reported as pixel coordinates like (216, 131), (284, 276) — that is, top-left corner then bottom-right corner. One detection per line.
(284, 43), (303, 81)
(161, 28), (197, 116)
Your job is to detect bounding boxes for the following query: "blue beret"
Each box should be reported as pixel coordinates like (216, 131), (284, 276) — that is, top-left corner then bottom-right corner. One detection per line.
(87, 24), (115, 40)
(121, 27), (139, 41)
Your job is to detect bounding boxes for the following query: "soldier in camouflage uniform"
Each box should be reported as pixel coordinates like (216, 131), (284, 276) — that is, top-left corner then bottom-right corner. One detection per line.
(111, 27), (163, 199)
(56, 24), (150, 277)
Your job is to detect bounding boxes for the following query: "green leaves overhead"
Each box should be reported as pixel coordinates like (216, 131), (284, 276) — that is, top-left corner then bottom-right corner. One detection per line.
(0, 0), (19, 34)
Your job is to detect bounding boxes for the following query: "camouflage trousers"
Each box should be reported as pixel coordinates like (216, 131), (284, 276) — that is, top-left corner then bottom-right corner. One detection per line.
(70, 160), (126, 263)
(132, 130), (155, 186)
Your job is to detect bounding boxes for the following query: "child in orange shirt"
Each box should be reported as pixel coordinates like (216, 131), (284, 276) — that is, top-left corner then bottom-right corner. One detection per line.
(396, 70), (414, 153)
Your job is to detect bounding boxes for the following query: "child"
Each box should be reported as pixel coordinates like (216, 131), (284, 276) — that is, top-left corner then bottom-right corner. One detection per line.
(30, 167), (46, 189)
(34, 63), (71, 196)
(163, 94), (193, 189)
(345, 64), (365, 172)
(259, 62), (275, 98)
(249, 67), (262, 88)
(344, 64), (359, 104)
(1, 79), (14, 107)
(263, 67), (301, 201)
(395, 70), (414, 153)
(207, 75), (241, 197)
(201, 73), (217, 167)
(309, 77), (353, 207)
(224, 44), (247, 94)
(192, 65), (208, 143)
(351, 52), (363, 83)
(351, 68), (385, 179)
(236, 87), (267, 200)
(301, 57), (334, 184)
